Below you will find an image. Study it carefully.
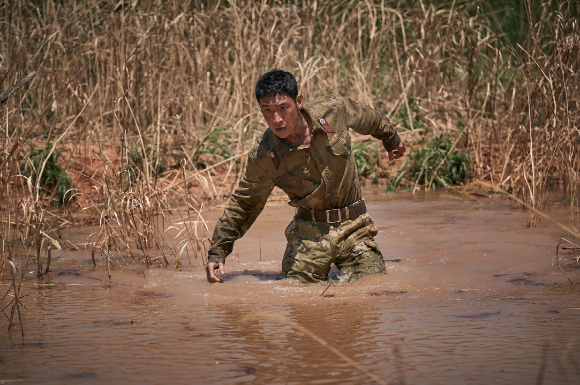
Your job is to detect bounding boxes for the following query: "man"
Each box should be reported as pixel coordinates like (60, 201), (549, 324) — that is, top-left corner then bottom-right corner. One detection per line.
(205, 69), (405, 283)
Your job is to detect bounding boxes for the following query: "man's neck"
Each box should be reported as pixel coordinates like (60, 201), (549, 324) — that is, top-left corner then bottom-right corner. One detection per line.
(284, 110), (312, 147)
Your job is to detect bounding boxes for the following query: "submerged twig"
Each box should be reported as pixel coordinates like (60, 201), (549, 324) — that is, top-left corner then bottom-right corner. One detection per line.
(556, 238), (576, 285)
(320, 281), (332, 296)
(8, 261), (25, 336)
(477, 182), (580, 240)
(243, 312), (389, 385)
(535, 342), (549, 385)
(44, 246), (52, 275)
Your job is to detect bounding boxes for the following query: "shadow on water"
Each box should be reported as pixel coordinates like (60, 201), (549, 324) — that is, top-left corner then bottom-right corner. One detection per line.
(227, 269), (281, 281)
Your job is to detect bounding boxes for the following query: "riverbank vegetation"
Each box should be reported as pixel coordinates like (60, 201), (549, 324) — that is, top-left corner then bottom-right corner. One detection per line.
(1, 0), (579, 330)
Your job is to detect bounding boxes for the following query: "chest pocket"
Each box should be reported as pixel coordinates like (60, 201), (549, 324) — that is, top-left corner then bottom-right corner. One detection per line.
(274, 154), (320, 193)
(329, 129), (351, 156)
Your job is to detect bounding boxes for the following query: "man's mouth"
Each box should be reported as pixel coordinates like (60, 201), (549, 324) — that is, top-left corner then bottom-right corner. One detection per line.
(275, 126), (285, 131)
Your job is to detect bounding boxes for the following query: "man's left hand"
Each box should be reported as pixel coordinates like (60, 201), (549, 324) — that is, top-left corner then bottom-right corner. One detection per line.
(388, 141), (406, 161)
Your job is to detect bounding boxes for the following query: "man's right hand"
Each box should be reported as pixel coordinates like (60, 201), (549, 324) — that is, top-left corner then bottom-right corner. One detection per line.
(205, 262), (225, 283)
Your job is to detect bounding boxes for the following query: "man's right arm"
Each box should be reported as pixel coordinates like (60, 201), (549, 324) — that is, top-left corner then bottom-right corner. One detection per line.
(206, 158), (274, 278)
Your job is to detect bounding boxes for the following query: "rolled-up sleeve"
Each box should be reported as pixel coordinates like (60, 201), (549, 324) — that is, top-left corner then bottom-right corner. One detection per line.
(342, 97), (401, 151)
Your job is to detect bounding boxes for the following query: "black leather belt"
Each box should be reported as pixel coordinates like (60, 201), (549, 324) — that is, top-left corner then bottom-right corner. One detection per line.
(295, 200), (366, 223)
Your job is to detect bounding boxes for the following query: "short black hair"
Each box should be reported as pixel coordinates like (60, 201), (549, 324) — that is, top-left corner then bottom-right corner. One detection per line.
(255, 69), (298, 103)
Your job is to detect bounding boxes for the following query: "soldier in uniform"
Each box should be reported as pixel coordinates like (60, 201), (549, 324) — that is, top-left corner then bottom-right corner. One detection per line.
(205, 69), (405, 283)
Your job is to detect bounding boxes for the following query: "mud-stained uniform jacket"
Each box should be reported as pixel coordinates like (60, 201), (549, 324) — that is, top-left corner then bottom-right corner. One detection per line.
(207, 95), (401, 264)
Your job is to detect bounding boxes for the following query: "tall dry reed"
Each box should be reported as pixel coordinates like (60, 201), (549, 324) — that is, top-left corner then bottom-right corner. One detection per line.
(1, 0), (579, 328)
(1, 0), (576, 208)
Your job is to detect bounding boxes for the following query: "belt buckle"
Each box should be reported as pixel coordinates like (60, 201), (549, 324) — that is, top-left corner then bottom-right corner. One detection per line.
(326, 210), (331, 223)
(338, 209), (342, 222)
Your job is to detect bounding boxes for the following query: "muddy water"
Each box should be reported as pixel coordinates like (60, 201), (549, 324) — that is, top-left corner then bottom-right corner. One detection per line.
(1, 190), (579, 385)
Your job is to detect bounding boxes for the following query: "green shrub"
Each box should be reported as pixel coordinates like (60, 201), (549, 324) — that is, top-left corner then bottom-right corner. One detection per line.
(352, 141), (383, 183)
(407, 135), (470, 187)
(393, 97), (425, 131)
(124, 147), (165, 182)
(386, 160), (408, 192)
(190, 126), (234, 168)
(21, 144), (77, 207)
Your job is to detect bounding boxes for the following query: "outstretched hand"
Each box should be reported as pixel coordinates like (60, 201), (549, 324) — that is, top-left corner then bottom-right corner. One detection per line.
(205, 262), (225, 283)
(388, 141), (406, 161)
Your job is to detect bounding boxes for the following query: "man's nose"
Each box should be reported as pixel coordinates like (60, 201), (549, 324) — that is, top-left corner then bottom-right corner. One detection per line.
(273, 112), (283, 124)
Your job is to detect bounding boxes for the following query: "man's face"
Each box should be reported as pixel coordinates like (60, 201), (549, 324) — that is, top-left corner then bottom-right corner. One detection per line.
(259, 93), (304, 140)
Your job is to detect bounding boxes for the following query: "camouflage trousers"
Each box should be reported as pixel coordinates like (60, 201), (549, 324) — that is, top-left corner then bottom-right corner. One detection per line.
(280, 213), (386, 283)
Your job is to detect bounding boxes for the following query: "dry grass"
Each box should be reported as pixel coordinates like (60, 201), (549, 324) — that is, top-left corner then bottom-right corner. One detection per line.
(1, 0), (579, 330)
(1, 0), (575, 203)
(87, 150), (214, 274)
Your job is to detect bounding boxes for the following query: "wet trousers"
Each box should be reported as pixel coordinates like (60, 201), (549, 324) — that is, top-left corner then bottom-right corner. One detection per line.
(280, 213), (386, 283)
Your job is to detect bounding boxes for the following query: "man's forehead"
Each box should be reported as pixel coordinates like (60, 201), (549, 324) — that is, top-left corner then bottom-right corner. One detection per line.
(259, 93), (294, 107)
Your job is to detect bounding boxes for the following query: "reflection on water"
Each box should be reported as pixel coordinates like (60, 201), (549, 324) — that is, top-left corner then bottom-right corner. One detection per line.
(1, 190), (579, 384)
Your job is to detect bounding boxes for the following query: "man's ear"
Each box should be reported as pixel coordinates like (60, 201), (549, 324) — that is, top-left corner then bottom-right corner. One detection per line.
(295, 94), (304, 109)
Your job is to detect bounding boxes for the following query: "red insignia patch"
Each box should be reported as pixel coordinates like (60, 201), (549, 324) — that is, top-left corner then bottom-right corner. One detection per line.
(349, 98), (358, 110)
(317, 118), (335, 133)
(270, 150), (280, 170)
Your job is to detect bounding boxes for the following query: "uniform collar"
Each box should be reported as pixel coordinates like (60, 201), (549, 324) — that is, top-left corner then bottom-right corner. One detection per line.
(263, 103), (333, 162)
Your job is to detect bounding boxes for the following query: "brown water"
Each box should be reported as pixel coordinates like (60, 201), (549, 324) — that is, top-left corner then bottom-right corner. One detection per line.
(1, 190), (579, 385)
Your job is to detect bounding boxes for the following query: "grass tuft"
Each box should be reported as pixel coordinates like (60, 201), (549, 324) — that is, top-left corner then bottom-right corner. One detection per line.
(407, 135), (470, 188)
(20, 144), (77, 207)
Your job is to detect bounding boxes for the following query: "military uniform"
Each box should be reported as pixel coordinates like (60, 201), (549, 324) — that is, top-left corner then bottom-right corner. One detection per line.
(207, 95), (401, 282)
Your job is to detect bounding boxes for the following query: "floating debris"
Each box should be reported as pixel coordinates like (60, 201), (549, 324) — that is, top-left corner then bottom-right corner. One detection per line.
(369, 290), (407, 296)
(507, 278), (537, 285)
(24, 342), (45, 347)
(92, 320), (134, 326)
(233, 366), (258, 374)
(137, 291), (173, 298)
(454, 311), (500, 319)
(65, 371), (98, 379)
